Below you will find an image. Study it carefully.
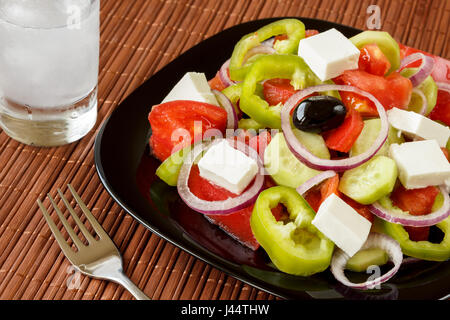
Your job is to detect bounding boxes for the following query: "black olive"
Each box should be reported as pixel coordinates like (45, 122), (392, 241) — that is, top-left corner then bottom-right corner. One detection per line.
(293, 95), (347, 133)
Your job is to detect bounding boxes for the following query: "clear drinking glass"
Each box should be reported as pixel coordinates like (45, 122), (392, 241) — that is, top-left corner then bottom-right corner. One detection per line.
(0, 0), (100, 147)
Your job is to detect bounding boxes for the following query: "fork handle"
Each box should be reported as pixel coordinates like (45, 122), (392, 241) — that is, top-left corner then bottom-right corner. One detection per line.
(111, 271), (151, 300)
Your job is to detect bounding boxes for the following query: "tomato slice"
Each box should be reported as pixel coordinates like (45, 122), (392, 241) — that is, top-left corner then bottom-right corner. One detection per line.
(274, 34), (289, 44)
(339, 91), (379, 117)
(334, 70), (412, 111)
(390, 185), (440, 216)
(263, 78), (298, 106)
(304, 174), (340, 212)
(305, 29), (319, 38)
(429, 89), (450, 126)
(208, 71), (228, 91)
(358, 43), (391, 76)
(403, 226), (430, 242)
(390, 183), (440, 242)
(323, 107), (364, 153)
(441, 147), (450, 161)
(148, 100), (228, 161)
(249, 130), (272, 159)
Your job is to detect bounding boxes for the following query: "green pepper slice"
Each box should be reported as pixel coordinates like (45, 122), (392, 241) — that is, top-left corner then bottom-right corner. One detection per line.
(382, 217), (450, 261)
(376, 196), (450, 261)
(250, 186), (334, 276)
(221, 82), (242, 114)
(229, 19), (305, 81)
(155, 146), (190, 186)
(240, 54), (338, 129)
(350, 31), (401, 74)
(222, 82), (267, 130)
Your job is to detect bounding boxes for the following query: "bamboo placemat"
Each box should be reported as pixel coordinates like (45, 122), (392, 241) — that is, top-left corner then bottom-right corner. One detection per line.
(0, 0), (448, 300)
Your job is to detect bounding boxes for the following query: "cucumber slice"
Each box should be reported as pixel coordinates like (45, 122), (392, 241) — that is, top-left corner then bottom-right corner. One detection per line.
(350, 119), (404, 157)
(155, 146), (190, 186)
(346, 248), (389, 272)
(400, 68), (438, 115)
(264, 130), (330, 188)
(339, 156), (398, 205)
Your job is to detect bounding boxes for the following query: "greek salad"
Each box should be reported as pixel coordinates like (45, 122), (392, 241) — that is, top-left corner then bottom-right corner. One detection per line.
(147, 19), (450, 290)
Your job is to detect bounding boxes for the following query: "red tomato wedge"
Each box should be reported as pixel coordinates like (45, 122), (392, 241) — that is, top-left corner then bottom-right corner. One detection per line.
(304, 174), (340, 212)
(188, 165), (282, 251)
(441, 147), (450, 161)
(274, 34), (288, 44)
(390, 183), (440, 242)
(391, 185), (440, 216)
(305, 29), (319, 38)
(208, 71), (228, 91)
(429, 89), (450, 126)
(339, 91), (379, 117)
(148, 101), (228, 161)
(249, 130), (272, 159)
(358, 43), (391, 76)
(263, 78), (298, 106)
(323, 107), (364, 153)
(403, 226), (430, 242)
(334, 70), (412, 112)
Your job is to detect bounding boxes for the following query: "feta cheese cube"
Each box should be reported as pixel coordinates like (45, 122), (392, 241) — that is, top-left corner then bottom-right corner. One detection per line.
(387, 108), (450, 147)
(312, 193), (371, 257)
(162, 72), (219, 106)
(198, 140), (258, 194)
(389, 140), (450, 189)
(298, 28), (360, 81)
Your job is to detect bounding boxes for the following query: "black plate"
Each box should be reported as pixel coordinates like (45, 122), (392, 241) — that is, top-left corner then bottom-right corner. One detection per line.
(94, 17), (450, 300)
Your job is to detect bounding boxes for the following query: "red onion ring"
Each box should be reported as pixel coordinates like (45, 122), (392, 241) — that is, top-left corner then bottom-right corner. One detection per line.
(281, 84), (389, 171)
(219, 59), (235, 88)
(177, 139), (265, 215)
(399, 53), (435, 87)
(331, 233), (403, 290)
(369, 186), (450, 227)
(296, 170), (337, 196)
(242, 45), (276, 65)
(411, 87), (427, 115)
(212, 89), (238, 130)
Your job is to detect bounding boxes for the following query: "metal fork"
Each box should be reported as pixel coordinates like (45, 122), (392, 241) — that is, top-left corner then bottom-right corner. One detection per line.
(37, 184), (150, 300)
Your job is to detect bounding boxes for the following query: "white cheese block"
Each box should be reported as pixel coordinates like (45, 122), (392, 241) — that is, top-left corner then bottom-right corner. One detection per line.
(298, 28), (360, 81)
(162, 72), (219, 106)
(312, 193), (371, 257)
(387, 107), (450, 147)
(198, 140), (258, 194)
(389, 140), (450, 189)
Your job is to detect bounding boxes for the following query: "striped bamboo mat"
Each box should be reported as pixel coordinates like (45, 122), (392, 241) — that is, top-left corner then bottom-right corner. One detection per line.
(0, 0), (448, 300)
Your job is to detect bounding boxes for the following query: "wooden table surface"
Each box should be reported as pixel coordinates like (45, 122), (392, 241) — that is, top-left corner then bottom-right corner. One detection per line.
(0, 0), (448, 300)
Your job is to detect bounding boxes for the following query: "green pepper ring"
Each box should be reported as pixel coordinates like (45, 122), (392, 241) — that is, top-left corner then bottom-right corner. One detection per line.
(250, 186), (334, 276)
(229, 18), (306, 81)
